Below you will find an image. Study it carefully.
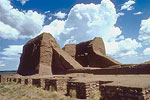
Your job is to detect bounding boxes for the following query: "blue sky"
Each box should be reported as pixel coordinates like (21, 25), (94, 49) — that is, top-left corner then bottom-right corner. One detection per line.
(0, 0), (150, 71)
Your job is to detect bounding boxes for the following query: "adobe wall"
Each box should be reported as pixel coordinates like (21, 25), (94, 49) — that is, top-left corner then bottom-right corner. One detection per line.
(0, 74), (150, 100)
(0, 74), (15, 83)
(66, 64), (150, 74)
(4, 76), (69, 94)
(17, 33), (55, 75)
(17, 33), (83, 76)
(67, 81), (100, 99)
(44, 78), (69, 94)
(63, 37), (120, 68)
(100, 85), (148, 100)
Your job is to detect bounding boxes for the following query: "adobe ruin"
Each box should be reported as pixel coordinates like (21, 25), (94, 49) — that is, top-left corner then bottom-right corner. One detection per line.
(63, 37), (120, 68)
(17, 33), (82, 76)
(1, 33), (150, 100)
(17, 33), (150, 76)
(18, 33), (122, 76)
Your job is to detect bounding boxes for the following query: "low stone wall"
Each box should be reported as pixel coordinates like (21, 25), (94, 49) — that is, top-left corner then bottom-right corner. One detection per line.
(12, 78), (17, 82)
(32, 78), (41, 87)
(67, 81), (100, 99)
(56, 79), (68, 93)
(143, 88), (150, 100)
(45, 78), (68, 94)
(66, 65), (150, 75)
(40, 78), (46, 88)
(45, 79), (57, 91)
(20, 78), (32, 85)
(20, 78), (26, 85)
(99, 85), (149, 100)
(17, 78), (21, 84)
(67, 81), (86, 99)
(7, 77), (12, 82)
(1, 74), (150, 100)
(0, 74), (15, 83)
(1, 76), (69, 94)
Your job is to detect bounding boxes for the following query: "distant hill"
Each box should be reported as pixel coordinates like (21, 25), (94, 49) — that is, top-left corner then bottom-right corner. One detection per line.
(143, 61), (150, 64)
(0, 70), (17, 74)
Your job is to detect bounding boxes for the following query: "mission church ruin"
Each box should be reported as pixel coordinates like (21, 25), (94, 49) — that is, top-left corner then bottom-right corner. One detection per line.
(17, 33), (120, 75)
(1, 33), (150, 100)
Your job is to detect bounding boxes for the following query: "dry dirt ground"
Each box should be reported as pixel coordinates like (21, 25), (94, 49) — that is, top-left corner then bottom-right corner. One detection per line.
(71, 74), (150, 89)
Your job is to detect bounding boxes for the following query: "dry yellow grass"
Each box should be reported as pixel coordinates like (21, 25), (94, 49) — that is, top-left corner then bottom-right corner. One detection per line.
(0, 82), (74, 100)
(69, 89), (76, 98)
(0, 82), (102, 100)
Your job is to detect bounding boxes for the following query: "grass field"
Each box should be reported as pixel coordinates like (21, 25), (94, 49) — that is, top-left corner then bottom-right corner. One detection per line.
(0, 82), (76, 100)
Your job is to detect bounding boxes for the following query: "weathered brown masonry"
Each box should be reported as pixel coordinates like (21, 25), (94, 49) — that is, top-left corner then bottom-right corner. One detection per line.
(17, 33), (150, 76)
(1, 33), (150, 100)
(1, 74), (150, 100)
(100, 85), (150, 100)
(17, 33), (82, 76)
(67, 81), (100, 99)
(63, 37), (120, 68)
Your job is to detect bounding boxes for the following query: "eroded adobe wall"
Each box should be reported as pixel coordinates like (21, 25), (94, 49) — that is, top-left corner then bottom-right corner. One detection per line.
(17, 33), (83, 76)
(63, 37), (120, 68)
(66, 64), (150, 75)
(17, 33), (55, 75)
(52, 48), (83, 74)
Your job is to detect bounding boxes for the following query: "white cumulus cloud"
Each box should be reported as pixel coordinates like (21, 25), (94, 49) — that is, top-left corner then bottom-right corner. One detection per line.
(17, 0), (29, 5)
(105, 38), (141, 58)
(0, 61), (5, 67)
(58, 0), (120, 45)
(121, 0), (135, 11)
(40, 20), (65, 40)
(0, 22), (20, 40)
(143, 48), (150, 55)
(0, 45), (23, 61)
(42, 0), (120, 45)
(41, 0), (141, 63)
(0, 0), (45, 40)
(134, 12), (143, 15)
(48, 17), (52, 20)
(138, 17), (150, 45)
(44, 11), (50, 14)
(118, 12), (125, 16)
(54, 11), (67, 19)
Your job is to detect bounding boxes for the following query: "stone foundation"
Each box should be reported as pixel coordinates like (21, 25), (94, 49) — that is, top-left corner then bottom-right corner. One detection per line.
(56, 79), (68, 93)
(45, 78), (68, 94)
(0, 74), (15, 83)
(67, 81), (100, 99)
(32, 78), (41, 87)
(45, 79), (57, 91)
(24, 79), (28, 85)
(100, 85), (150, 100)
(17, 78), (21, 84)
(1, 74), (150, 100)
